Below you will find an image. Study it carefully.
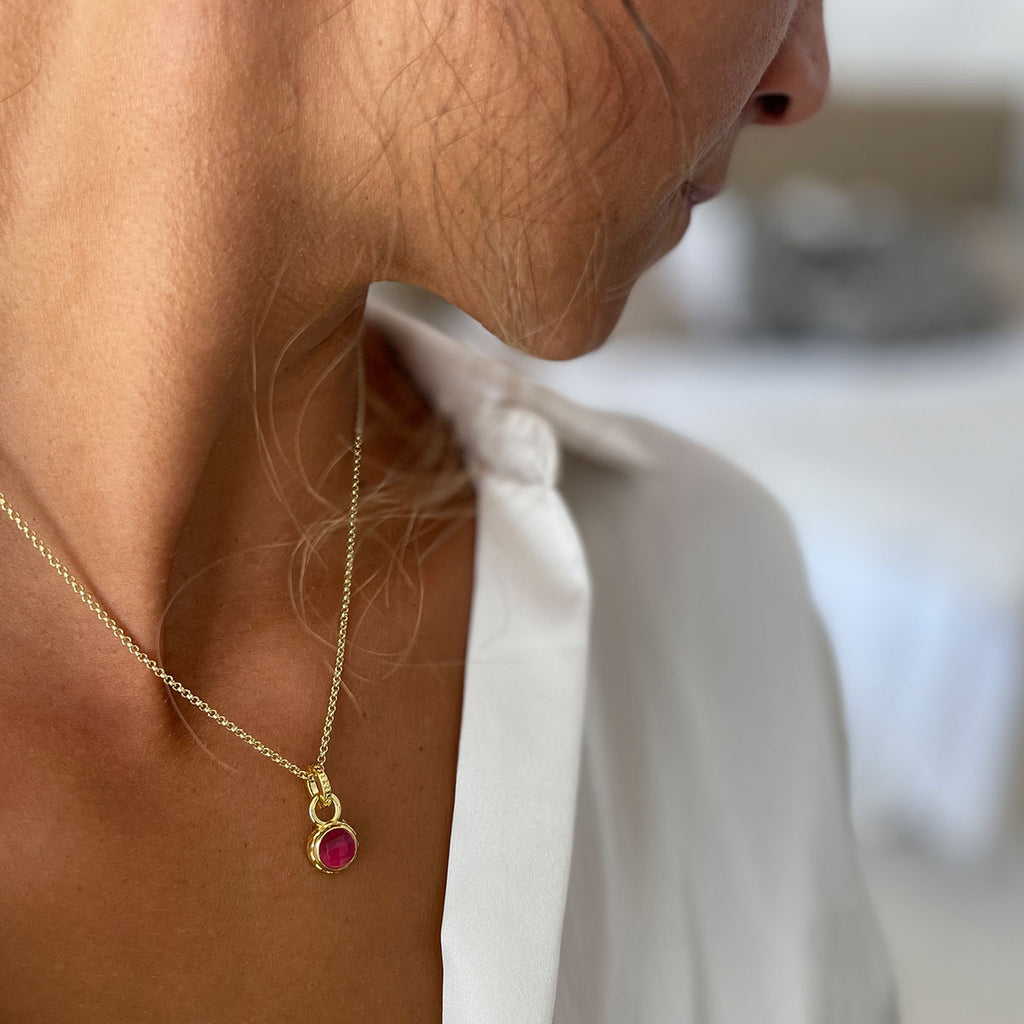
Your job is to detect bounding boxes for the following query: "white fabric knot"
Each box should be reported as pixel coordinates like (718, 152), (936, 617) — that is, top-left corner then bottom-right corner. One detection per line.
(469, 402), (560, 488)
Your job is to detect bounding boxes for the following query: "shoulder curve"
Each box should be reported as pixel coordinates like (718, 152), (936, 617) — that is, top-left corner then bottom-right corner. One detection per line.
(554, 396), (805, 560)
(511, 365), (784, 517)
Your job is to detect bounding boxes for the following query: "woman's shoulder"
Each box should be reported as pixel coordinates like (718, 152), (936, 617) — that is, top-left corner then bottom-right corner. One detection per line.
(551, 395), (848, 846)
(546, 400), (899, 1024)
(552, 394), (829, 725)
(544, 389), (810, 597)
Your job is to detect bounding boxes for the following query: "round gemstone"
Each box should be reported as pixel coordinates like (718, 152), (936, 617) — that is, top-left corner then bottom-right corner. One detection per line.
(317, 825), (357, 871)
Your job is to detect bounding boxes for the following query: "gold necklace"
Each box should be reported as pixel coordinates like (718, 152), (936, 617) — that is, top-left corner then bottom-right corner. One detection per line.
(0, 339), (366, 875)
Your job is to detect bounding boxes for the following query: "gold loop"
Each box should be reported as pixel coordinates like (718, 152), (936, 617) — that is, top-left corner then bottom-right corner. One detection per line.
(309, 793), (343, 827)
(305, 764), (332, 804)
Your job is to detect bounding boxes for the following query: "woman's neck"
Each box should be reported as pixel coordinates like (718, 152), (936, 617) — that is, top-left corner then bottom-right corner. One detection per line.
(0, 4), (396, 654)
(0, 292), (374, 656)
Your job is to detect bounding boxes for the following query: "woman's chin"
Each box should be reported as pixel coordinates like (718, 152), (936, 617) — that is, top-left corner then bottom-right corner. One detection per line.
(650, 198), (694, 265)
(457, 198), (698, 362)
(529, 208), (697, 360)
(488, 289), (629, 362)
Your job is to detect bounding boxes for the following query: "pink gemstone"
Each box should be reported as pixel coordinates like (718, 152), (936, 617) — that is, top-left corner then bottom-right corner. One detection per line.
(318, 826), (357, 870)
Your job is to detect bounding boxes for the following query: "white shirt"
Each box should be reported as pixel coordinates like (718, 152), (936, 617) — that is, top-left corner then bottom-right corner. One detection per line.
(368, 300), (898, 1024)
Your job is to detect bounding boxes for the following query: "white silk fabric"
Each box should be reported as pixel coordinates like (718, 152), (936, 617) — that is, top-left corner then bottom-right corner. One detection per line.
(368, 300), (898, 1024)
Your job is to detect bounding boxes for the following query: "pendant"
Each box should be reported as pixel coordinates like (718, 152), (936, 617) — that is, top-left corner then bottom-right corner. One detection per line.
(305, 765), (358, 873)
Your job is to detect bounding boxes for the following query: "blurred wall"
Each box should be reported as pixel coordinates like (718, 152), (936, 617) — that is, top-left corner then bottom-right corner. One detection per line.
(824, 0), (1024, 216)
(729, 99), (1017, 207)
(825, 0), (1024, 96)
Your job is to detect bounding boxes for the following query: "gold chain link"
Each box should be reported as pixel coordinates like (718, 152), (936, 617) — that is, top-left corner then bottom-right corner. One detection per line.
(0, 340), (366, 786)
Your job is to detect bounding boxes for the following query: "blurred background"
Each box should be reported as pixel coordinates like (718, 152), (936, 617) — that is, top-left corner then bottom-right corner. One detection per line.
(375, 4), (1024, 1021)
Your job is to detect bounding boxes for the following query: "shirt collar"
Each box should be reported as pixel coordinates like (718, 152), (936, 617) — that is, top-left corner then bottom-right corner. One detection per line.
(365, 299), (603, 1023)
(365, 299), (655, 484)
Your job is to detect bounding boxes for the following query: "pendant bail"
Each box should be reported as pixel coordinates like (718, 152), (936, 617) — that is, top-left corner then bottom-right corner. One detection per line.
(306, 764), (333, 806)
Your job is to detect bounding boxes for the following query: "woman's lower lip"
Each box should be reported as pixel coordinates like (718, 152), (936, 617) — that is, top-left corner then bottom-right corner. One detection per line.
(686, 183), (722, 205)
(662, 199), (692, 253)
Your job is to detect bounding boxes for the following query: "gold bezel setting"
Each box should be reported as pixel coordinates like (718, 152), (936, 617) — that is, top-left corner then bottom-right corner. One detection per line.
(307, 821), (359, 873)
